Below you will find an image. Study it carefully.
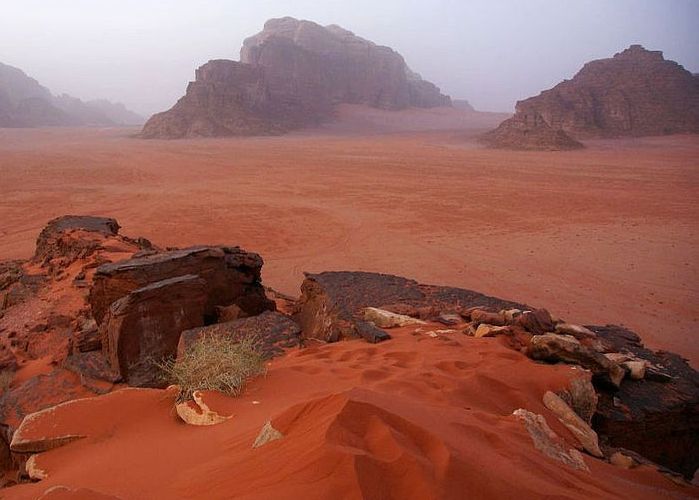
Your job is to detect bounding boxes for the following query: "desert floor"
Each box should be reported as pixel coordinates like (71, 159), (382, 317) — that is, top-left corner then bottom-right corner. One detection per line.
(0, 126), (697, 366)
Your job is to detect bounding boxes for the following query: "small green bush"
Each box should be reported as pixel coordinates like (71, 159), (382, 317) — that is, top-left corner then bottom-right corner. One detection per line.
(158, 334), (266, 403)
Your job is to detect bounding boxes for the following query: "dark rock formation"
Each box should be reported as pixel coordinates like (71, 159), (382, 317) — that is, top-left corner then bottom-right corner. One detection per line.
(0, 62), (142, 128)
(296, 271), (524, 343)
(590, 325), (699, 479)
(89, 246), (274, 324)
(141, 17), (450, 138)
(101, 275), (208, 387)
(178, 310), (301, 359)
(484, 45), (699, 150)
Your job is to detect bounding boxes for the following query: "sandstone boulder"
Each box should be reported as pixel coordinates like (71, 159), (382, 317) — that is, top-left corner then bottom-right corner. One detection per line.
(362, 307), (426, 328)
(513, 409), (588, 471)
(543, 391), (603, 457)
(101, 275), (208, 387)
(89, 245), (274, 324)
(528, 333), (625, 388)
(178, 310), (301, 359)
(296, 271), (524, 343)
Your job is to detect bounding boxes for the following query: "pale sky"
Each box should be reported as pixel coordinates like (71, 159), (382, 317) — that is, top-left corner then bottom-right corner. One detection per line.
(1, 0), (697, 116)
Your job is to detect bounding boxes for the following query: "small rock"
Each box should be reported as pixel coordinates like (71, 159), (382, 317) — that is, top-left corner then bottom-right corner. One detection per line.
(502, 308), (523, 323)
(470, 309), (506, 326)
(252, 421), (284, 448)
(555, 323), (597, 340)
(623, 360), (647, 380)
(474, 324), (510, 338)
(517, 309), (555, 334)
(26, 454), (48, 481)
(175, 391), (232, 426)
(610, 451), (636, 469)
(362, 307), (426, 328)
(543, 391), (603, 457)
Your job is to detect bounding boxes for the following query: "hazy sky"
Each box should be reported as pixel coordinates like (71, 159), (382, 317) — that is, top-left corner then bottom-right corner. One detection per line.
(1, 0), (697, 116)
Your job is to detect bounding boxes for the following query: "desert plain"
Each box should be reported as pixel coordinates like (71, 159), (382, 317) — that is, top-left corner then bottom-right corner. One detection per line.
(1, 116), (697, 368)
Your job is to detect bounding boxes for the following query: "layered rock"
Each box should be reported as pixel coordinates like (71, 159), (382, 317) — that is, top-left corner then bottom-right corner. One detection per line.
(484, 45), (699, 150)
(89, 246), (274, 324)
(101, 275), (208, 387)
(296, 271), (524, 343)
(141, 17), (450, 138)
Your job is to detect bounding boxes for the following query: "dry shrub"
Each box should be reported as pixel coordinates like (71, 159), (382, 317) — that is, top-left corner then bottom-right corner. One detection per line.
(0, 371), (13, 395)
(158, 335), (266, 403)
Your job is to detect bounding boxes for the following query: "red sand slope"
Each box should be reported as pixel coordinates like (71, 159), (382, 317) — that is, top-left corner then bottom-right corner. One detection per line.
(6, 327), (693, 499)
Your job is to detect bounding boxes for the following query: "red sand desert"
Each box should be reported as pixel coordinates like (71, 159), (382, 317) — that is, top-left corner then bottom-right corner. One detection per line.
(1, 124), (696, 366)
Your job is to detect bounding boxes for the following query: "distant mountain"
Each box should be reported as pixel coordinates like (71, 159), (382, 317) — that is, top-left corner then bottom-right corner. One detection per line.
(142, 17), (451, 138)
(0, 62), (143, 128)
(483, 45), (699, 150)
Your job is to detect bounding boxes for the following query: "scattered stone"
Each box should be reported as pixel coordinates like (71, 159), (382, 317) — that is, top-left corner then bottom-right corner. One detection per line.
(470, 309), (506, 327)
(296, 271), (524, 343)
(517, 309), (555, 335)
(252, 420), (284, 448)
(175, 391), (232, 426)
(474, 324), (510, 338)
(502, 309), (523, 323)
(101, 275), (208, 387)
(543, 391), (603, 457)
(353, 320), (392, 343)
(362, 307), (426, 328)
(528, 333), (625, 388)
(555, 323), (597, 340)
(513, 409), (589, 471)
(435, 313), (463, 326)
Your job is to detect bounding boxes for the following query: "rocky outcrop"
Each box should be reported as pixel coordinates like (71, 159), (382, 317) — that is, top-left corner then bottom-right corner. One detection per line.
(33, 216), (121, 265)
(484, 45), (699, 150)
(590, 325), (699, 479)
(296, 271), (524, 343)
(177, 310), (301, 359)
(0, 62), (142, 128)
(141, 17), (450, 138)
(89, 246), (274, 324)
(481, 111), (584, 151)
(100, 275), (208, 387)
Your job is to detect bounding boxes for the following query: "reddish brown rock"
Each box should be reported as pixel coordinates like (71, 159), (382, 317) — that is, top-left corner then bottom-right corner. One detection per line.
(517, 308), (555, 335)
(141, 17), (450, 139)
(89, 246), (274, 324)
(296, 271), (524, 343)
(101, 275), (208, 387)
(33, 216), (120, 265)
(485, 45), (699, 150)
(178, 311), (301, 359)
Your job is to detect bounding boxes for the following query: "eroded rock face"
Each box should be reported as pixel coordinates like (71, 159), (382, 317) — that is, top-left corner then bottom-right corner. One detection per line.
(590, 325), (699, 479)
(89, 246), (274, 324)
(101, 275), (208, 387)
(141, 17), (450, 138)
(296, 271), (524, 343)
(485, 45), (699, 150)
(33, 216), (121, 266)
(178, 310), (301, 359)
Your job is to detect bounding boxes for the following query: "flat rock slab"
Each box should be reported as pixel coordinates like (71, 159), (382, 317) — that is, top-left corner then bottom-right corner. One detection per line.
(178, 311), (301, 359)
(90, 245), (273, 324)
(296, 271), (525, 342)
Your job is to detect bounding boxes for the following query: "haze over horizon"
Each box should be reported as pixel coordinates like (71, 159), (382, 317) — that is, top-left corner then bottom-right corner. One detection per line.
(1, 0), (697, 116)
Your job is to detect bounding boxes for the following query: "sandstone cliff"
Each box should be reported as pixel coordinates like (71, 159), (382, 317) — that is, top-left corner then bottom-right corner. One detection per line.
(141, 17), (451, 138)
(484, 45), (699, 150)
